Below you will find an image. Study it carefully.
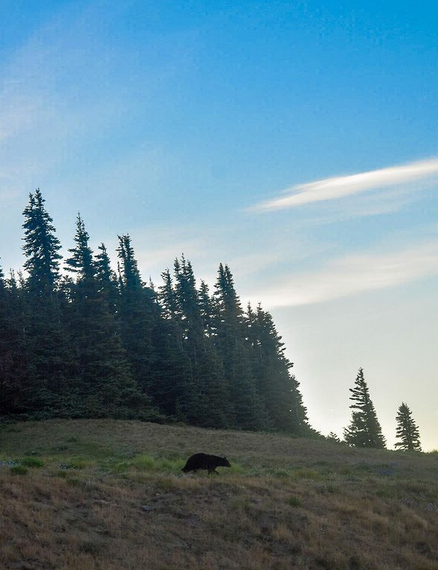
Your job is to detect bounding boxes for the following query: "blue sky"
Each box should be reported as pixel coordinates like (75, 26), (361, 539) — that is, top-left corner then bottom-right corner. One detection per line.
(1, 0), (438, 448)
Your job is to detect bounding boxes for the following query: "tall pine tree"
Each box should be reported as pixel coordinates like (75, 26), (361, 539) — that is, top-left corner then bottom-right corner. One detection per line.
(22, 190), (71, 414)
(395, 403), (421, 451)
(117, 235), (157, 398)
(23, 189), (62, 296)
(344, 368), (386, 448)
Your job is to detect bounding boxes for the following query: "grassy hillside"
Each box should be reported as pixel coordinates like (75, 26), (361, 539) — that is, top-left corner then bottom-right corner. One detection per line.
(0, 420), (437, 570)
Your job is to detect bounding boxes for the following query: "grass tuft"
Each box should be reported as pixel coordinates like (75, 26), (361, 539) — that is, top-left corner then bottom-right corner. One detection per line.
(131, 454), (156, 470)
(62, 459), (95, 470)
(20, 457), (45, 468)
(10, 465), (28, 475)
(291, 467), (323, 480)
(286, 496), (301, 507)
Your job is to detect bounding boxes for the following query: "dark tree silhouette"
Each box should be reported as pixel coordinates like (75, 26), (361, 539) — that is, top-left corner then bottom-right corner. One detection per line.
(21, 190), (71, 413)
(344, 368), (386, 449)
(65, 217), (147, 418)
(395, 403), (421, 451)
(0, 189), (311, 436)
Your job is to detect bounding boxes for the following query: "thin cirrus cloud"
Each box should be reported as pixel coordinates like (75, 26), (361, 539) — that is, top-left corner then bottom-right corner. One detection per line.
(250, 242), (438, 308)
(252, 157), (438, 212)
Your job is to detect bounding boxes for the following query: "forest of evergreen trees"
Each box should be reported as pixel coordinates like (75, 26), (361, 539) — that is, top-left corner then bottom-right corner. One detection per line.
(0, 190), (310, 435)
(0, 191), (424, 451)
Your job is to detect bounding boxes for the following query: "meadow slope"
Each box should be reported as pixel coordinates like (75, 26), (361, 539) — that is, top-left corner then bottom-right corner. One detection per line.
(0, 420), (437, 570)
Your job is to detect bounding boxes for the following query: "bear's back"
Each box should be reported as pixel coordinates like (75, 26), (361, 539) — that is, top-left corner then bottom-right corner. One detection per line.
(182, 453), (218, 472)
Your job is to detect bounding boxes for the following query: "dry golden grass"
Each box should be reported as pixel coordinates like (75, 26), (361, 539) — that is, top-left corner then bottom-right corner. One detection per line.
(1, 419), (438, 569)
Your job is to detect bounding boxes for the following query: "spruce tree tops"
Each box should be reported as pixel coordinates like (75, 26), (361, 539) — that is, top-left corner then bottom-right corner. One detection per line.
(344, 368), (386, 449)
(395, 403), (422, 451)
(65, 216), (147, 418)
(22, 189), (62, 295)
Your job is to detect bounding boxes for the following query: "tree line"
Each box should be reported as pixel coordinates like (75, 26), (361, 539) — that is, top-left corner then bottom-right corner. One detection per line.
(0, 190), (310, 435)
(0, 190), (423, 451)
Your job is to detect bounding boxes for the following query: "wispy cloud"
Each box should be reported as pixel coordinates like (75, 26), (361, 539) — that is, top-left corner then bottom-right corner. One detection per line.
(252, 157), (438, 212)
(249, 242), (438, 308)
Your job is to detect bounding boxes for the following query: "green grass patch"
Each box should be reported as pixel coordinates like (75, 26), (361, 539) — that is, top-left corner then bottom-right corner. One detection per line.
(354, 462), (374, 472)
(291, 468), (324, 480)
(317, 483), (340, 495)
(273, 469), (291, 479)
(10, 465), (28, 475)
(104, 460), (131, 473)
(50, 445), (70, 453)
(81, 541), (103, 555)
(130, 454), (185, 473)
(228, 463), (245, 474)
(230, 497), (252, 511)
(375, 486), (397, 499)
(5, 426), (21, 433)
(131, 454), (156, 470)
(20, 457), (45, 468)
(261, 468), (292, 479)
(66, 477), (82, 487)
(154, 477), (176, 492)
(156, 458), (185, 472)
(58, 458), (96, 470)
(286, 496), (301, 507)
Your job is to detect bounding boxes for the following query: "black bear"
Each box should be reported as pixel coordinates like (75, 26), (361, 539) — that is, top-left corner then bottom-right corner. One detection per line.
(181, 453), (231, 475)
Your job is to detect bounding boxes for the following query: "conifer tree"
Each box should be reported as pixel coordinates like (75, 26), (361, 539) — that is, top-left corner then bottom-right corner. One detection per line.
(95, 243), (119, 314)
(159, 269), (179, 321)
(117, 235), (157, 396)
(176, 258), (233, 427)
(152, 268), (193, 419)
(199, 280), (215, 338)
(21, 190), (71, 413)
(22, 189), (62, 295)
(395, 403), (421, 451)
(171, 258), (205, 420)
(66, 218), (145, 417)
(197, 279), (231, 427)
(344, 368), (386, 448)
(173, 256), (205, 364)
(0, 265), (28, 414)
(214, 264), (267, 431)
(247, 303), (308, 433)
